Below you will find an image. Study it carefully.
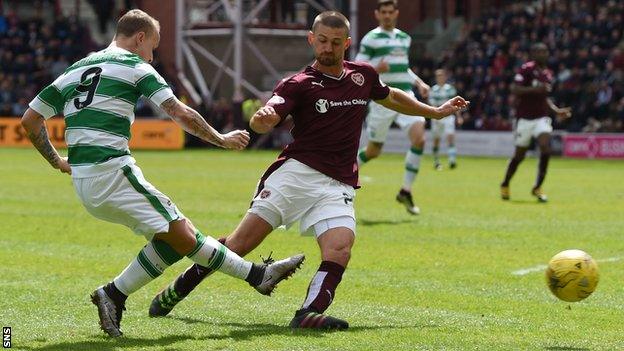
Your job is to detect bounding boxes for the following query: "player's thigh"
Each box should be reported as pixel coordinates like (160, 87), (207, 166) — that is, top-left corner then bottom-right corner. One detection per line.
(366, 101), (398, 143)
(533, 117), (553, 140)
(73, 165), (182, 240)
(431, 119), (445, 139)
(400, 116), (425, 145)
(444, 116), (456, 136)
(514, 118), (534, 148)
(300, 180), (356, 237)
(249, 159), (324, 230)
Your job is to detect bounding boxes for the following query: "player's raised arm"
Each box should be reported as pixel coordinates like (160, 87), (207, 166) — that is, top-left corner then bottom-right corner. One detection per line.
(375, 87), (469, 120)
(160, 96), (249, 150)
(21, 109), (71, 175)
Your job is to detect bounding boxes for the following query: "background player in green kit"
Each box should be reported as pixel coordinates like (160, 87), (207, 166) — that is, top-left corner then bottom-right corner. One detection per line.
(355, 0), (431, 215)
(429, 68), (462, 170)
(20, 9), (304, 338)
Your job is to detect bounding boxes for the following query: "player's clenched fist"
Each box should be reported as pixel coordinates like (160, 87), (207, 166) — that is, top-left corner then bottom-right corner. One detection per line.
(250, 106), (281, 133)
(221, 130), (250, 150)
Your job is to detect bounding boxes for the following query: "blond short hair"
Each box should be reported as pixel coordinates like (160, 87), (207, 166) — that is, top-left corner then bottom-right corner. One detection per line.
(115, 9), (160, 38)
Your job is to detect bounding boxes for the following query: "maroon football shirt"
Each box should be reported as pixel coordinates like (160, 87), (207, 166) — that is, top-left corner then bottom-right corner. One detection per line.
(513, 61), (553, 120)
(265, 60), (390, 188)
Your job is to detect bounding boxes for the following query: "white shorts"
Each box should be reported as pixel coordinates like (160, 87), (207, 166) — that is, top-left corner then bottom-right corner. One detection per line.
(72, 162), (183, 240)
(248, 159), (356, 237)
(366, 91), (426, 143)
(431, 116), (456, 138)
(514, 117), (553, 147)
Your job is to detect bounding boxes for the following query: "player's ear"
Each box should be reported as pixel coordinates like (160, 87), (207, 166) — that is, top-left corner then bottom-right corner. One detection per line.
(307, 31), (314, 45)
(136, 31), (146, 45)
(344, 36), (351, 50)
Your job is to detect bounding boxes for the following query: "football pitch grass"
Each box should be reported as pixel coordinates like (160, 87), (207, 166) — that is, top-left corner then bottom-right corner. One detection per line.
(1, 147), (622, 351)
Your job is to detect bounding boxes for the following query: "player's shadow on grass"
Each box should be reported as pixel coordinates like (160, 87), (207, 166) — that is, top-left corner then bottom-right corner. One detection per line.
(172, 316), (436, 340)
(358, 218), (415, 226)
(508, 199), (543, 205)
(21, 334), (226, 351)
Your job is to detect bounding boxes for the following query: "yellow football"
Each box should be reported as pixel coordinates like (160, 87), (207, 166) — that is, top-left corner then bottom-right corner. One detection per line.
(545, 249), (599, 302)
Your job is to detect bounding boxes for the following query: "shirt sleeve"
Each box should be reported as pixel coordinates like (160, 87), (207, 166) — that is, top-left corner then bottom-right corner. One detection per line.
(514, 66), (530, 86)
(367, 66), (390, 100)
(266, 77), (298, 121)
(135, 63), (175, 106)
(29, 82), (65, 119)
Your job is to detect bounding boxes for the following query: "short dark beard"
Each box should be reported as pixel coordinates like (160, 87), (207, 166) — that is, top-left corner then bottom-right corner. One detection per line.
(317, 55), (339, 66)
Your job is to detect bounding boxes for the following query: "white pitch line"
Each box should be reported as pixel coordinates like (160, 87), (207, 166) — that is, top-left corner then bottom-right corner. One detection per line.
(512, 256), (623, 276)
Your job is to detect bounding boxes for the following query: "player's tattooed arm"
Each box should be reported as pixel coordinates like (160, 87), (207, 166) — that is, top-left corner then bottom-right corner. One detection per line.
(21, 108), (71, 174)
(161, 97), (249, 150)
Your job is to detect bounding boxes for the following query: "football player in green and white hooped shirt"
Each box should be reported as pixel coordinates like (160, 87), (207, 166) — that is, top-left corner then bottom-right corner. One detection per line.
(355, 0), (432, 215)
(429, 68), (463, 170)
(21, 9), (304, 338)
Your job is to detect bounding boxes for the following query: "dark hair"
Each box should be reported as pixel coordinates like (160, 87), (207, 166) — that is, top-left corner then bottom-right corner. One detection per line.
(115, 9), (159, 38)
(377, 0), (398, 10)
(311, 11), (350, 35)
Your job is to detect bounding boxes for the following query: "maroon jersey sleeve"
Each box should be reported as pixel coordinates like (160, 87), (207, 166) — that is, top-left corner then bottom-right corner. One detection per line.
(514, 64), (532, 86)
(361, 64), (390, 100)
(266, 77), (300, 121)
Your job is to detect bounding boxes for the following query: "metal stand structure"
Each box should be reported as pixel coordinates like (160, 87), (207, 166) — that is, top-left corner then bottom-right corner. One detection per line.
(175, 0), (358, 106)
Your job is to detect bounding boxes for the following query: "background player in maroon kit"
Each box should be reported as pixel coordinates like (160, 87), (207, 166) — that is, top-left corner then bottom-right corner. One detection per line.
(148, 11), (468, 329)
(500, 43), (571, 202)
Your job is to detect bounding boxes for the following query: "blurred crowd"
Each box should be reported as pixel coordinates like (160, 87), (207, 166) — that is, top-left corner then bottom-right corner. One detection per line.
(412, 0), (624, 132)
(0, 8), (98, 116)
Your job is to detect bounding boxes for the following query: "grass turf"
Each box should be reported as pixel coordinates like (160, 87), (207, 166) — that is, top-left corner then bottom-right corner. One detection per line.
(0, 147), (622, 350)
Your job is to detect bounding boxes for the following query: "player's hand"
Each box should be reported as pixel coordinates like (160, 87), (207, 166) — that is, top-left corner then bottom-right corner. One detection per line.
(555, 107), (572, 120)
(435, 96), (469, 119)
(55, 156), (72, 175)
(418, 83), (431, 100)
(252, 106), (281, 131)
(221, 129), (250, 150)
(376, 59), (389, 73)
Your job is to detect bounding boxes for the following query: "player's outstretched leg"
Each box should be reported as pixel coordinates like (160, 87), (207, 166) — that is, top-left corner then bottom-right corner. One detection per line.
(290, 227), (351, 330)
(500, 147), (527, 200)
(150, 214), (281, 317)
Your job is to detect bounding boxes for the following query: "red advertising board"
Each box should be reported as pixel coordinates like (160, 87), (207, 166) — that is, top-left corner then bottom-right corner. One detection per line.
(563, 134), (624, 159)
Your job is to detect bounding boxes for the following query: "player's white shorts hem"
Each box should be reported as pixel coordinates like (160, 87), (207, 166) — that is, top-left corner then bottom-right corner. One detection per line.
(248, 159), (356, 237)
(514, 116), (553, 147)
(366, 91), (425, 143)
(431, 116), (456, 138)
(72, 162), (184, 240)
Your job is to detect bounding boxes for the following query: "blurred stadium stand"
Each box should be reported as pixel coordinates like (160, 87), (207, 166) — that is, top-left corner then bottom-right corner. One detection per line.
(1, 0), (622, 144)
